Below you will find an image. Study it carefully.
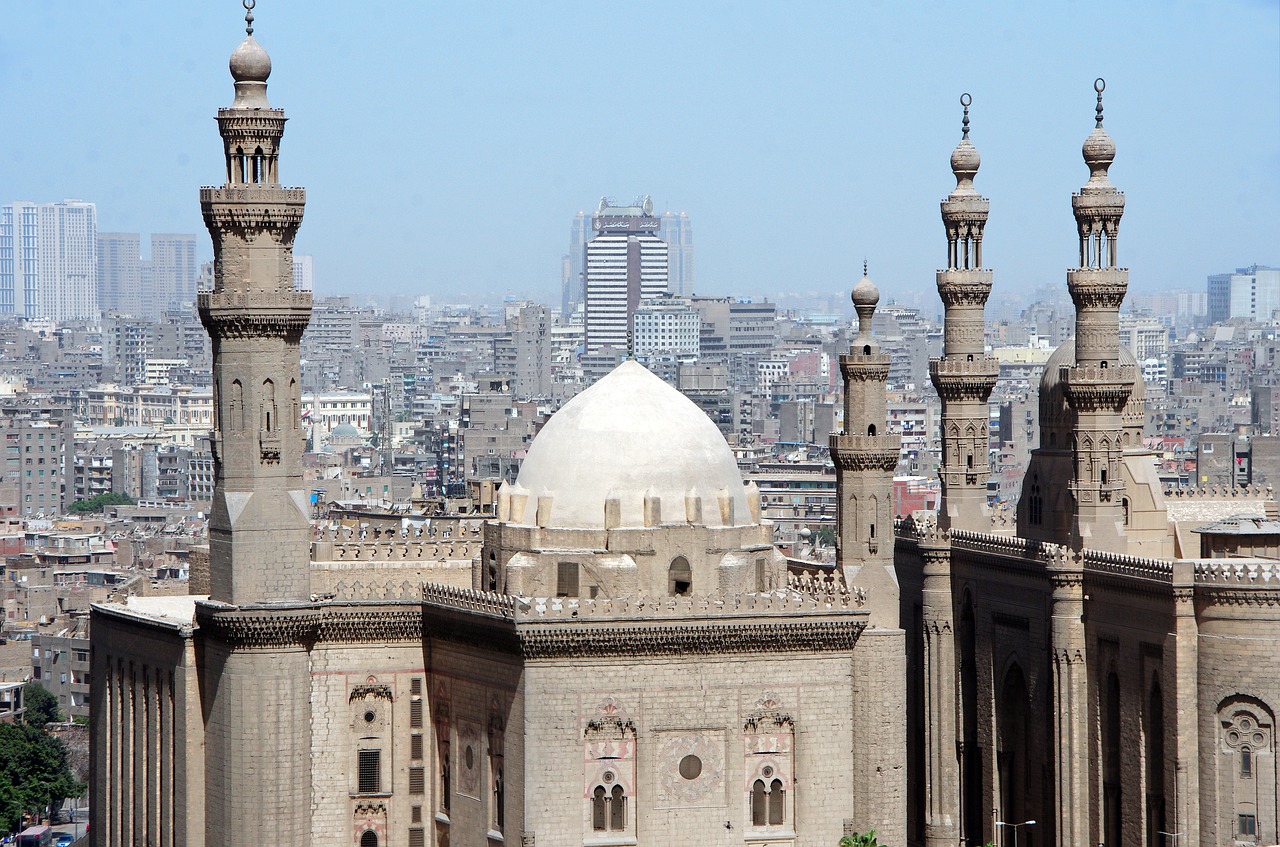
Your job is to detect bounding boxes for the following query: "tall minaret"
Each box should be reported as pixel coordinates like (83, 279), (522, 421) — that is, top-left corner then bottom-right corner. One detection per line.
(196, 5), (314, 844)
(200, 1), (311, 603)
(930, 94), (998, 532)
(1062, 78), (1131, 551)
(831, 267), (906, 844)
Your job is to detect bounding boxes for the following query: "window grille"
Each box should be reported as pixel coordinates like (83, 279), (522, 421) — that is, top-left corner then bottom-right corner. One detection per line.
(357, 749), (381, 794)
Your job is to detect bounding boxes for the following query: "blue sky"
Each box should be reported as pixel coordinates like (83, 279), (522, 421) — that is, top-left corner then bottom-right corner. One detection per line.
(2, 1), (1277, 307)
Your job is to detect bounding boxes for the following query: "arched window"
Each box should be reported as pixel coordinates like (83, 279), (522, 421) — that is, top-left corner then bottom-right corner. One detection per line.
(360, 831), (377, 847)
(262, 379), (276, 432)
(669, 556), (692, 596)
(867, 424), (877, 436)
(751, 779), (767, 826)
(610, 784), (626, 830)
(592, 786), (607, 831)
(768, 778), (785, 825)
(863, 344), (872, 355)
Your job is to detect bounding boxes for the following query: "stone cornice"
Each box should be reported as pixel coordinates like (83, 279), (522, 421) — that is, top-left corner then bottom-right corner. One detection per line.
(195, 601), (424, 648)
(517, 619), (863, 660)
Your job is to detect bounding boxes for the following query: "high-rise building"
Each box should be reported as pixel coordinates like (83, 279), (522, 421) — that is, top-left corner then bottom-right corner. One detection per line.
(149, 233), (198, 316)
(561, 211), (589, 318)
(583, 196), (668, 353)
(660, 210), (694, 296)
(293, 253), (315, 290)
(97, 232), (143, 316)
(1207, 264), (1280, 324)
(0, 200), (98, 320)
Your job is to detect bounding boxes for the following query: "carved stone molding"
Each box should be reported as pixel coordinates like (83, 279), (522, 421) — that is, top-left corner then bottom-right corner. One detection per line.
(519, 620), (863, 660)
(197, 605), (423, 649)
(349, 684), (393, 703)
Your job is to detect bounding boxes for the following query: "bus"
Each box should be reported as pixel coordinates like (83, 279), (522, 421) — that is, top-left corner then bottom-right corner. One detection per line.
(16, 826), (53, 847)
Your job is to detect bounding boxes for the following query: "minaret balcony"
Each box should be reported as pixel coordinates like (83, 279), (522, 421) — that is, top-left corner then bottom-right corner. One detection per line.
(838, 355), (890, 381)
(935, 269), (993, 304)
(928, 357), (998, 400)
(939, 194), (989, 218)
(1061, 363), (1134, 412)
(829, 433), (900, 472)
(198, 289), (312, 339)
(200, 185), (305, 204)
(1066, 268), (1128, 308)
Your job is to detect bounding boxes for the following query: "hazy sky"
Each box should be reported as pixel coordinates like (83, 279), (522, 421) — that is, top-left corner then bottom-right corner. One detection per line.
(3, 2), (1277, 307)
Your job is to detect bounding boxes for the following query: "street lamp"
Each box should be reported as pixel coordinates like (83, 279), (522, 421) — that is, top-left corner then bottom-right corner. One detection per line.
(995, 820), (1036, 847)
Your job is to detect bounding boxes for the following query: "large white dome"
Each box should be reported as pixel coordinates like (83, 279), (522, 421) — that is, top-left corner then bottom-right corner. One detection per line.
(513, 361), (751, 529)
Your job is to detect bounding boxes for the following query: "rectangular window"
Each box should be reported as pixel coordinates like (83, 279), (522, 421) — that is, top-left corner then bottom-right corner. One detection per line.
(411, 805), (422, 824)
(411, 733), (423, 760)
(408, 829), (425, 847)
(409, 765), (425, 794)
(410, 677), (422, 696)
(557, 561), (579, 597)
(357, 749), (381, 794)
(1240, 814), (1256, 836)
(410, 699), (423, 728)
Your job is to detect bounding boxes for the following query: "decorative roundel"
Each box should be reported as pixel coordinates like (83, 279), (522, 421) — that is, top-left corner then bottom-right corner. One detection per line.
(363, 710), (377, 724)
(1241, 717), (1253, 731)
(679, 755), (702, 780)
(603, 771), (615, 784)
(762, 765), (774, 778)
(1255, 732), (1266, 746)
(1228, 731), (1240, 745)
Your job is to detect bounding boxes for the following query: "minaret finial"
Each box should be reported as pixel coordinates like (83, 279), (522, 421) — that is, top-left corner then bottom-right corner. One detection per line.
(863, 258), (868, 277)
(960, 92), (972, 140)
(243, 0), (256, 36)
(1094, 77), (1105, 127)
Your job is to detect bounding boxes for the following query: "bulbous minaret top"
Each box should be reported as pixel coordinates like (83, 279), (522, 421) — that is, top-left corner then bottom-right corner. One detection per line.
(949, 93), (980, 195)
(229, 1), (271, 108)
(851, 261), (880, 346)
(1081, 77), (1116, 189)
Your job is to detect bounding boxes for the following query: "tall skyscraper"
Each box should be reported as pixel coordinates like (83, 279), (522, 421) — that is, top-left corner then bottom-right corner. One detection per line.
(561, 210), (589, 318)
(97, 232), (143, 316)
(0, 200), (98, 320)
(660, 210), (694, 296)
(583, 196), (668, 353)
(150, 233), (198, 315)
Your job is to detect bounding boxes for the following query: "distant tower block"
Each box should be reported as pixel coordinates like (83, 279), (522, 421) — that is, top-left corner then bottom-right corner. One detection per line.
(1062, 79), (1132, 550)
(929, 94), (999, 532)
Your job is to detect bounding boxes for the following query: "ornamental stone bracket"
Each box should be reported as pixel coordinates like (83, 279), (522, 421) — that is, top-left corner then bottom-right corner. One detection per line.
(349, 684), (394, 703)
(195, 602), (424, 649)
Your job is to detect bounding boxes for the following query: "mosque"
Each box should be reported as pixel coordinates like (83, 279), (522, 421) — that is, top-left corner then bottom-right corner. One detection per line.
(89, 9), (1280, 847)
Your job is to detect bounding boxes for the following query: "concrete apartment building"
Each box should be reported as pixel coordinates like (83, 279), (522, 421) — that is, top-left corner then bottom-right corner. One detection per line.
(0, 200), (98, 321)
(583, 196), (669, 353)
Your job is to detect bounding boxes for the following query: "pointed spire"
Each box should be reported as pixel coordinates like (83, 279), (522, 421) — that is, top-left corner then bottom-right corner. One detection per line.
(1081, 78), (1116, 186)
(949, 93), (980, 194)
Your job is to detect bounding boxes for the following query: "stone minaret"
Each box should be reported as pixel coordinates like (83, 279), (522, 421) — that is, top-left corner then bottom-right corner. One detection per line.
(196, 5), (313, 844)
(930, 94), (999, 532)
(831, 267), (906, 844)
(1062, 79), (1132, 551)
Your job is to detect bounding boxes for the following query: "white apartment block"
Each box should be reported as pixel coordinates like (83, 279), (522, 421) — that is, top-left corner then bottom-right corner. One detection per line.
(0, 200), (98, 321)
(632, 297), (700, 359)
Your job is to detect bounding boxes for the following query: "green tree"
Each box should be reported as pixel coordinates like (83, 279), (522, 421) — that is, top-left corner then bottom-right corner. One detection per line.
(22, 683), (62, 729)
(68, 491), (134, 514)
(839, 832), (882, 847)
(0, 722), (82, 830)
(815, 526), (837, 548)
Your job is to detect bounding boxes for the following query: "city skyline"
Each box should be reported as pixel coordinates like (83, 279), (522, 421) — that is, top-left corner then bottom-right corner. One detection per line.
(2, 2), (1276, 307)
